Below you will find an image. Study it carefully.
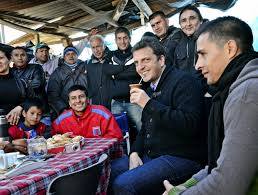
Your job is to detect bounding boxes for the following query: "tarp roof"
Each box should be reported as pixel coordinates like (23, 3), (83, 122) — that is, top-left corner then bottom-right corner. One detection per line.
(0, 0), (237, 45)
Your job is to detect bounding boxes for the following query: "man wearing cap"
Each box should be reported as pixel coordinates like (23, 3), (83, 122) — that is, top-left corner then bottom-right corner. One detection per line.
(29, 40), (89, 83)
(29, 42), (58, 83)
(47, 46), (88, 120)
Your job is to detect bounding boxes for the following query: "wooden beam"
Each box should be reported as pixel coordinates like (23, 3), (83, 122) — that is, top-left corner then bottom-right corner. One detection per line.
(8, 33), (35, 46)
(131, 0), (153, 19)
(17, 0), (66, 14)
(61, 37), (72, 47)
(34, 34), (40, 43)
(8, 19), (142, 46)
(0, 0), (54, 11)
(0, 18), (68, 38)
(112, 0), (120, 7)
(66, 0), (118, 27)
(149, 2), (175, 14)
(112, 0), (128, 21)
(0, 18), (38, 34)
(0, 13), (45, 24)
(67, 10), (113, 28)
(0, 13), (89, 33)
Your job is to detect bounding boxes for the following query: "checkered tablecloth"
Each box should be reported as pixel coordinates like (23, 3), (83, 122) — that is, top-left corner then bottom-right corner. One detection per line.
(0, 138), (123, 195)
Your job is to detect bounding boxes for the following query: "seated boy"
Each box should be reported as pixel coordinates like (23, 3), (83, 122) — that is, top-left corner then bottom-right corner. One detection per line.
(8, 98), (47, 140)
(52, 85), (123, 140)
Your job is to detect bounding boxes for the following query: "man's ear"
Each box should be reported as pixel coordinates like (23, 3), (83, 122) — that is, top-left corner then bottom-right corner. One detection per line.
(165, 18), (169, 26)
(226, 40), (240, 60)
(159, 55), (166, 67)
(68, 99), (72, 108)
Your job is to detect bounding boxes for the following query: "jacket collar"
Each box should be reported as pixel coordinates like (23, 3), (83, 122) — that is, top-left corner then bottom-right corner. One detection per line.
(154, 65), (172, 91)
(91, 47), (112, 64)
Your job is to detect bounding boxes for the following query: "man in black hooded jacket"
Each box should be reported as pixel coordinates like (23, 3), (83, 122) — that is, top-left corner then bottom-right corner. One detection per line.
(86, 35), (114, 110)
(149, 11), (182, 66)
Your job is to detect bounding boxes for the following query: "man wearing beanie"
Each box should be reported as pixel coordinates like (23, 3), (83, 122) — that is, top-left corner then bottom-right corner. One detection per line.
(47, 46), (88, 120)
(29, 32), (95, 83)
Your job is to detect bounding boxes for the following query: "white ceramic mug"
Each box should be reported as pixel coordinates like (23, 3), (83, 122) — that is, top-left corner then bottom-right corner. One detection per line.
(0, 152), (19, 169)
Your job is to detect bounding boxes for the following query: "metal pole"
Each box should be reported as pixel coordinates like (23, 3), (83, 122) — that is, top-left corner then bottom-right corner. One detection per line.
(0, 25), (6, 43)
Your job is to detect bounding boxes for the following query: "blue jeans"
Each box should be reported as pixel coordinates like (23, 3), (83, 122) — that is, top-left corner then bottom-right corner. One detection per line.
(111, 100), (142, 132)
(109, 155), (201, 195)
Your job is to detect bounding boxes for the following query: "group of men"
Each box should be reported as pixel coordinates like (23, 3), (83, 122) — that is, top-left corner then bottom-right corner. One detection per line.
(108, 7), (257, 195)
(4, 4), (258, 195)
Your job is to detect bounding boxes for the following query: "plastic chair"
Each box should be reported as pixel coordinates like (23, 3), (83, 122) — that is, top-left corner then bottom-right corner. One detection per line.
(114, 112), (130, 155)
(47, 153), (108, 195)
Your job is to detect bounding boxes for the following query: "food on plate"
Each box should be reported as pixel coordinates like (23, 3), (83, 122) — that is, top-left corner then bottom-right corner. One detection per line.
(46, 133), (83, 149)
(72, 136), (83, 143)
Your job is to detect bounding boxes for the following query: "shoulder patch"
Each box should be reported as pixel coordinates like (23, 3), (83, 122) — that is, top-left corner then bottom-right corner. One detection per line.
(92, 108), (111, 120)
(55, 111), (73, 125)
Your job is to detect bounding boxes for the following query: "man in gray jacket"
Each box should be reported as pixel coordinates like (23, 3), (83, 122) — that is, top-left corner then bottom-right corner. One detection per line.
(163, 16), (258, 195)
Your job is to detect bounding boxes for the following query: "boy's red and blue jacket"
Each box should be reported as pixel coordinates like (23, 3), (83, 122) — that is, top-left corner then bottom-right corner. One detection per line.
(52, 105), (123, 140)
(8, 121), (46, 140)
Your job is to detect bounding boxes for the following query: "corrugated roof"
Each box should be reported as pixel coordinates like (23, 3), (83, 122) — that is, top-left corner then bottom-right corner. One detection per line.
(0, 0), (237, 45)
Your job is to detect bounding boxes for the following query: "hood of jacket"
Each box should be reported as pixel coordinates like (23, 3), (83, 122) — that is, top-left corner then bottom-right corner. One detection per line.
(229, 58), (258, 93)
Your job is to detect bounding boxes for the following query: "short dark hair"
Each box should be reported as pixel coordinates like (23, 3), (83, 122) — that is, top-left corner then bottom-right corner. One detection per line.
(132, 37), (166, 58)
(198, 16), (253, 52)
(68, 85), (88, 97)
(12, 46), (28, 55)
(179, 5), (203, 22)
(115, 27), (131, 39)
(141, 31), (157, 40)
(0, 47), (11, 60)
(23, 98), (44, 113)
(149, 11), (166, 22)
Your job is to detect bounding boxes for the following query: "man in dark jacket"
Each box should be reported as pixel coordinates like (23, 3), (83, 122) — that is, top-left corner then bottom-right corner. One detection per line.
(109, 38), (207, 195)
(87, 35), (114, 110)
(174, 5), (212, 121)
(47, 46), (87, 119)
(173, 5), (203, 74)
(149, 11), (182, 66)
(11, 46), (47, 110)
(104, 27), (142, 132)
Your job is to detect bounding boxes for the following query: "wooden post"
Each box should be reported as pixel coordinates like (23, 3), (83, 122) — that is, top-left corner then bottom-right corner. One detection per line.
(34, 33), (40, 43)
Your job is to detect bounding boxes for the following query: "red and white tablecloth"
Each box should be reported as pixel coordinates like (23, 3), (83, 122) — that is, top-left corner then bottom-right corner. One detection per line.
(0, 138), (123, 195)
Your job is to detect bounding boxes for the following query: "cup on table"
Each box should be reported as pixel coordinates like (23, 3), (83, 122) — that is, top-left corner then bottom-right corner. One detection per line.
(129, 83), (142, 90)
(0, 152), (19, 169)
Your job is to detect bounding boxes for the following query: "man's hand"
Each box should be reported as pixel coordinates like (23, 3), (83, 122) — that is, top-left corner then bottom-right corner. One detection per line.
(84, 28), (100, 41)
(89, 28), (100, 36)
(6, 106), (23, 125)
(130, 88), (150, 108)
(129, 152), (143, 170)
(162, 180), (174, 195)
